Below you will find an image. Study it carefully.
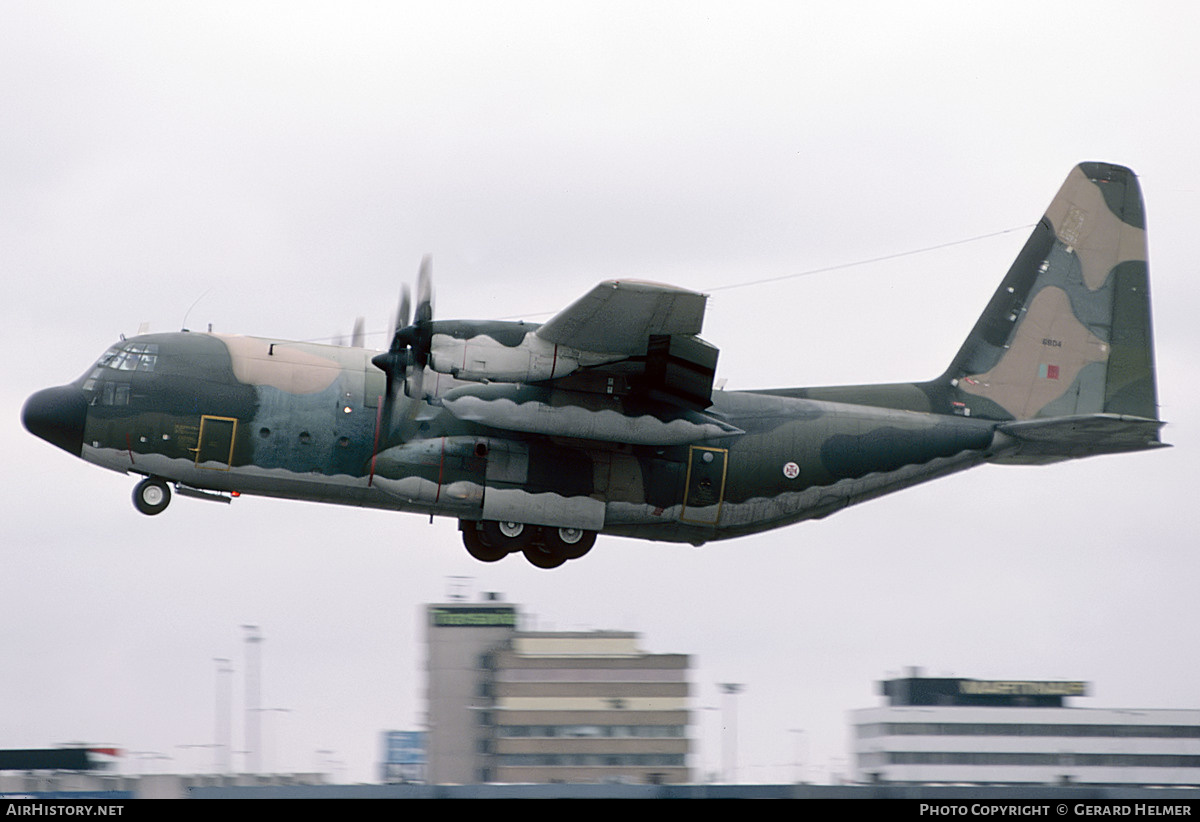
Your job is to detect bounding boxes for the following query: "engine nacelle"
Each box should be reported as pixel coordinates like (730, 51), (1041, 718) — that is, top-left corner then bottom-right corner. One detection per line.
(428, 322), (621, 384)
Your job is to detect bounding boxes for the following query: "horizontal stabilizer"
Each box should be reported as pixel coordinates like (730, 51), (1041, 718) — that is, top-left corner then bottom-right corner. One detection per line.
(992, 413), (1167, 463)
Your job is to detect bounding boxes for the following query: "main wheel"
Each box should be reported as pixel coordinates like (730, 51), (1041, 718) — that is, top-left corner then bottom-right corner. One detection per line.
(133, 477), (171, 516)
(544, 527), (596, 560)
(480, 520), (534, 551)
(522, 542), (568, 569)
(461, 523), (509, 563)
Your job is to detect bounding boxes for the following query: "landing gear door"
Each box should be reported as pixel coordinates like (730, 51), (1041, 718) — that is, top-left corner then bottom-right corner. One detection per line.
(196, 415), (237, 470)
(481, 439), (605, 531)
(680, 446), (727, 525)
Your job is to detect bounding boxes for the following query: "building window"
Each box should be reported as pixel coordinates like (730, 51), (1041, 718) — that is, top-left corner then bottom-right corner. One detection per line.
(879, 722), (1200, 738)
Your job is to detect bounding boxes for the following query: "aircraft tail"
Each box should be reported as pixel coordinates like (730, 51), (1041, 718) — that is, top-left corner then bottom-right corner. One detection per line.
(935, 162), (1160, 430)
(765, 163), (1165, 456)
(928, 162), (1167, 459)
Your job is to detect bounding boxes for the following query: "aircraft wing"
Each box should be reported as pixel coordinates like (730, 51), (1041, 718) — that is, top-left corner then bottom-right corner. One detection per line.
(436, 280), (728, 442)
(535, 280), (719, 412)
(535, 280), (708, 355)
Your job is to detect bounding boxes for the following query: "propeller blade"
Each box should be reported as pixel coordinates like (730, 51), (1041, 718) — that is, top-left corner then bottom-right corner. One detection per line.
(393, 285), (411, 339)
(372, 255), (436, 448)
(377, 281), (414, 398)
(415, 254), (433, 324)
(405, 366), (425, 402)
(351, 317), (365, 349)
(412, 255), (434, 368)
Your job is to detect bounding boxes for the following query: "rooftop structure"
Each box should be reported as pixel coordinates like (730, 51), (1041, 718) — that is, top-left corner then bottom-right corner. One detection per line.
(851, 669), (1200, 786)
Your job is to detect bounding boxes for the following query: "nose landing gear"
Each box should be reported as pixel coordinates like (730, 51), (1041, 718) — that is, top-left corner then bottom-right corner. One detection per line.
(459, 520), (597, 568)
(132, 477), (172, 515)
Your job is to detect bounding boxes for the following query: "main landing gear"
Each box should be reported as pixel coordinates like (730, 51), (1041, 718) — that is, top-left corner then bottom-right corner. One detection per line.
(132, 477), (172, 515)
(459, 520), (596, 569)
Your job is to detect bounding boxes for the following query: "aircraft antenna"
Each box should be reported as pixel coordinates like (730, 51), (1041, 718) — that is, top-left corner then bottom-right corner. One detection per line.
(181, 288), (213, 332)
(702, 225), (1035, 293)
(485, 224), (1035, 321)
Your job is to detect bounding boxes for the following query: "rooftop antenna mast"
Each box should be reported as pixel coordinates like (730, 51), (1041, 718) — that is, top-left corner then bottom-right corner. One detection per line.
(445, 576), (472, 601)
(241, 625), (262, 773)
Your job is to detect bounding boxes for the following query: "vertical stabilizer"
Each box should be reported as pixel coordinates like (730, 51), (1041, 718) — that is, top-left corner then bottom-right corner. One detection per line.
(939, 163), (1158, 424)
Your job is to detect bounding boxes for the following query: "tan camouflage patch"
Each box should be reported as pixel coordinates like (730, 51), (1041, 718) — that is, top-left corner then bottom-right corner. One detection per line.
(1044, 166), (1147, 290)
(215, 334), (341, 394)
(959, 286), (1108, 419)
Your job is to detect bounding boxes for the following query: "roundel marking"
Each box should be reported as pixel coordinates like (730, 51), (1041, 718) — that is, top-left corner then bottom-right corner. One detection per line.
(782, 461), (800, 480)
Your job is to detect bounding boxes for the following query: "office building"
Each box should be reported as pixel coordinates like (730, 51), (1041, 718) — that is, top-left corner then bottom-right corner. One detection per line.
(851, 669), (1200, 786)
(425, 599), (690, 784)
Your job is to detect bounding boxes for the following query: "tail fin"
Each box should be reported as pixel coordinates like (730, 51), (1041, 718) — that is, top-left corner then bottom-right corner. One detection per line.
(770, 163), (1164, 457)
(937, 162), (1160, 428)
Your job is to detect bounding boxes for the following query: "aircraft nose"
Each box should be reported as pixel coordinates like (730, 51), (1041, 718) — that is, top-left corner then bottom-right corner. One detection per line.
(22, 384), (87, 457)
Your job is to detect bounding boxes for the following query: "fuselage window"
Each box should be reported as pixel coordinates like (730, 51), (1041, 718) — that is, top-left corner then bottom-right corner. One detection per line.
(87, 379), (132, 407)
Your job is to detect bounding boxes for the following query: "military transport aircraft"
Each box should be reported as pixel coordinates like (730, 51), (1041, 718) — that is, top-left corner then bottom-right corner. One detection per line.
(23, 163), (1165, 568)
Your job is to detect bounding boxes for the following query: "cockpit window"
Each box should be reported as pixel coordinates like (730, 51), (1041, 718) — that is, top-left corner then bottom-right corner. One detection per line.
(95, 346), (120, 368)
(82, 342), (159, 405)
(94, 342), (159, 372)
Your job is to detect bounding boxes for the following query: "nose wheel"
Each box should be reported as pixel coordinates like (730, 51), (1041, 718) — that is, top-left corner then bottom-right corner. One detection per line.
(133, 477), (172, 515)
(459, 520), (596, 568)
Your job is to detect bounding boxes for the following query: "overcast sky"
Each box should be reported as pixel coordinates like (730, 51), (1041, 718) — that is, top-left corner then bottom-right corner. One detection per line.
(4, 1), (1199, 783)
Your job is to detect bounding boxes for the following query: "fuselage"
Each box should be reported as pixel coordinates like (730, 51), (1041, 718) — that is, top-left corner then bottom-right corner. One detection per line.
(24, 330), (1000, 545)
(21, 165), (1167, 567)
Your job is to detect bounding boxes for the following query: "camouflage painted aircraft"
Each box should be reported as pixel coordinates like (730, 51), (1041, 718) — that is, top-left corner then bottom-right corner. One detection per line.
(23, 163), (1165, 568)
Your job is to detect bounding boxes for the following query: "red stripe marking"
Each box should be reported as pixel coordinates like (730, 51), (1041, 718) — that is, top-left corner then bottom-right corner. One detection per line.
(369, 396), (383, 487)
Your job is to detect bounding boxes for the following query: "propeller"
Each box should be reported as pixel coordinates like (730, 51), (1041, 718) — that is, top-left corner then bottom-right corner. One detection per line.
(389, 254), (433, 376)
(334, 317), (366, 348)
(371, 256), (435, 444)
